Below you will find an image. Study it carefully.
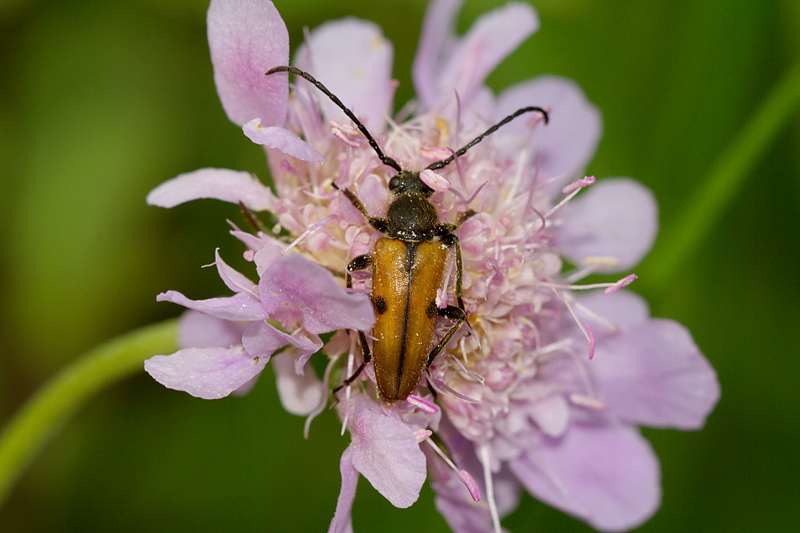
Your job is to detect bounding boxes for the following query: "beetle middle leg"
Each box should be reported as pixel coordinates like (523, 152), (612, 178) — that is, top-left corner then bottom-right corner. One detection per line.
(438, 209), (476, 312)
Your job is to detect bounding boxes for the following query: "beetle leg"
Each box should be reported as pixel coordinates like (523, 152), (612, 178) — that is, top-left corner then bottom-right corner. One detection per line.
(440, 233), (468, 312)
(332, 183), (390, 234)
(347, 254), (373, 272)
(426, 306), (466, 367)
(332, 329), (372, 396)
(437, 209), (475, 309)
(333, 271), (374, 396)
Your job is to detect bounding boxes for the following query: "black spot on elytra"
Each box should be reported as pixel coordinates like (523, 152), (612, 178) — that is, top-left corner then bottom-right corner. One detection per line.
(375, 296), (388, 315)
(426, 300), (437, 318)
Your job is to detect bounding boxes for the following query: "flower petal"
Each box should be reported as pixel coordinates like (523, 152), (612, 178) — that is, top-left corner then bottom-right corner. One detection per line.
(591, 319), (720, 429)
(214, 248), (257, 294)
(526, 393), (569, 438)
(348, 397), (426, 508)
(207, 0), (289, 127)
(272, 353), (324, 415)
(578, 290), (651, 332)
(177, 310), (245, 349)
(425, 2), (539, 110)
(496, 76), (602, 193)
(157, 290), (267, 322)
(295, 18), (394, 132)
(146, 168), (277, 211)
(555, 178), (658, 272)
(241, 320), (320, 358)
(328, 447), (358, 533)
(413, 0), (462, 109)
(145, 345), (267, 400)
(243, 121), (325, 162)
(259, 253), (375, 334)
(510, 422), (661, 532)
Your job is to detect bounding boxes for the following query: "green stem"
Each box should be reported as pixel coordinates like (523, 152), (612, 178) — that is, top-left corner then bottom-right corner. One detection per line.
(645, 57), (800, 290)
(0, 319), (178, 506)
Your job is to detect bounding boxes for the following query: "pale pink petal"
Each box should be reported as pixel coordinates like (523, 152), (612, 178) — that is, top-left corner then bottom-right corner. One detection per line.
(144, 345), (268, 400)
(207, 0), (289, 127)
(177, 310), (245, 349)
(413, 0), (462, 109)
(510, 422), (661, 532)
(527, 394), (569, 437)
(295, 18), (394, 131)
(146, 168), (277, 211)
(214, 249), (257, 294)
(591, 319), (720, 430)
(578, 290), (651, 332)
(241, 320), (321, 358)
(496, 76), (602, 192)
(272, 353), (324, 416)
(433, 2), (538, 109)
(242, 121), (324, 162)
(260, 253), (375, 334)
(157, 290), (267, 322)
(556, 178), (658, 272)
(328, 447), (357, 533)
(349, 397), (426, 508)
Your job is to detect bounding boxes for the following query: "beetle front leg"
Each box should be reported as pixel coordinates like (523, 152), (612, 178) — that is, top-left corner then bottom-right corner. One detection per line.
(333, 183), (390, 234)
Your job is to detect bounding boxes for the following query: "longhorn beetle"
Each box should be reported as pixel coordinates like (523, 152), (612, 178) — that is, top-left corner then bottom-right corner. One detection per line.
(266, 66), (548, 403)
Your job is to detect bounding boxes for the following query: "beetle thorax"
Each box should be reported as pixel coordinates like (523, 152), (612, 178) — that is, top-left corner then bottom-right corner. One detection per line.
(386, 193), (439, 241)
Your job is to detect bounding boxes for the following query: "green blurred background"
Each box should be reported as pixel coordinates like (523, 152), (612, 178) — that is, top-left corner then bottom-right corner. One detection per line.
(1, 0), (798, 531)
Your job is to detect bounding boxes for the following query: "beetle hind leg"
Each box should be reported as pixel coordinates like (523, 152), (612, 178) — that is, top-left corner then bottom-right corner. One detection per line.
(333, 271), (374, 397)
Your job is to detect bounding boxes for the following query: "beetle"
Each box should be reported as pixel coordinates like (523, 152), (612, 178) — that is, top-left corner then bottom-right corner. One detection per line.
(266, 66), (548, 402)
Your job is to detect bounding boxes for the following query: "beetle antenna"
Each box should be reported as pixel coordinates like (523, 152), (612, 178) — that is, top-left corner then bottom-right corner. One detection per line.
(266, 66), (402, 173)
(425, 106), (549, 171)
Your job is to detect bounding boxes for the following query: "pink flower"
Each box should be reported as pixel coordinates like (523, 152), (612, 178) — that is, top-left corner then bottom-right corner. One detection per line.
(145, 1), (720, 532)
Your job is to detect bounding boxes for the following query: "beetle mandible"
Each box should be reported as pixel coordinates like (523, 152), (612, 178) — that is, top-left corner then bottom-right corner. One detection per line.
(266, 66), (548, 403)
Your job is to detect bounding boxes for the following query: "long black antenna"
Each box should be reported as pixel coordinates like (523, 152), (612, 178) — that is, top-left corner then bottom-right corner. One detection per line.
(267, 66), (549, 175)
(425, 106), (549, 171)
(266, 66), (402, 172)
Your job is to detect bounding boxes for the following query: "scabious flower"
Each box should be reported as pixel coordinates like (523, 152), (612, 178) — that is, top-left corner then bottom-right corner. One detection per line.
(145, 0), (720, 532)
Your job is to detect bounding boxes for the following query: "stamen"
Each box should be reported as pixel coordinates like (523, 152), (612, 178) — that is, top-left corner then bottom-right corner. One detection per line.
(305, 354), (337, 439)
(406, 395), (439, 414)
(285, 214), (337, 252)
(425, 437), (481, 502)
(413, 429), (433, 443)
(543, 177), (593, 220)
(569, 392), (607, 410)
(551, 288), (596, 361)
(538, 275), (635, 293)
(420, 169), (451, 191)
(339, 336), (358, 437)
(420, 146), (452, 160)
(330, 120), (363, 148)
(604, 273), (637, 294)
(463, 180), (488, 205)
(427, 374), (480, 403)
(446, 348), (485, 384)
(561, 175), (596, 194)
(479, 443), (501, 533)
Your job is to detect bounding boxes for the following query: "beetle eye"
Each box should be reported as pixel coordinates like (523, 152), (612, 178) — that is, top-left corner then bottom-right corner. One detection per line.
(388, 176), (400, 191)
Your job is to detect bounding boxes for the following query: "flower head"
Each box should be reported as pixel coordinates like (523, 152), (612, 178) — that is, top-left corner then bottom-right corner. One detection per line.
(145, 1), (720, 531)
